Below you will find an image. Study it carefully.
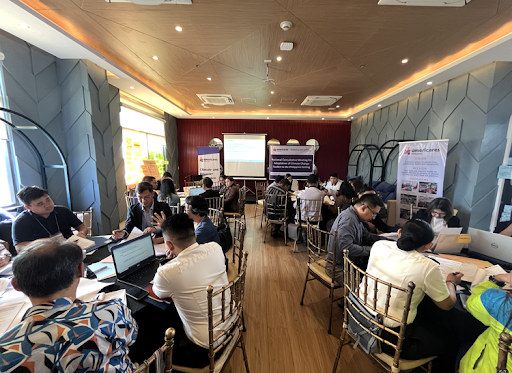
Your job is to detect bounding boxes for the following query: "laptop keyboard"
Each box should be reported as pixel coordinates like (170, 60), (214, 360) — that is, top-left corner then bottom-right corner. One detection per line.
(122, 262), (157, 285)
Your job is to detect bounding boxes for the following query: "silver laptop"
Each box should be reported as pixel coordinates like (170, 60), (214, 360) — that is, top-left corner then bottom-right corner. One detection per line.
(189, 187), (205, 196)
(468, 228), (512, 263)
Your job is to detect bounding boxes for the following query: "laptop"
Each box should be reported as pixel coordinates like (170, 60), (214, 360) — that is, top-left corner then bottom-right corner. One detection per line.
(189, 187), (205, 196)
(468, 228), (512, 263)
(111, 233), (160, 287)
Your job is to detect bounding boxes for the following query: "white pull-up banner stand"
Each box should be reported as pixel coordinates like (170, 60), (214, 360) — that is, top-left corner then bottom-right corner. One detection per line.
(198, 147), (220, 184)
(396, 139), (448, 226)
(269, 145), (315, 179)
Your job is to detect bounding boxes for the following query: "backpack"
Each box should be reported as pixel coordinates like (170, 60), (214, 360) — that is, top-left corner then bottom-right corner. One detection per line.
(347, 293), (383, 355)
(217, 218), (233, 253)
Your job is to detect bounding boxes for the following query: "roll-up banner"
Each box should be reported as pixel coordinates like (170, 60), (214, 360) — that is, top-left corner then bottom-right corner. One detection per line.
(396, 140), (449, 226)
(198, 147), (220, 184)
(269, 145), (314, 179)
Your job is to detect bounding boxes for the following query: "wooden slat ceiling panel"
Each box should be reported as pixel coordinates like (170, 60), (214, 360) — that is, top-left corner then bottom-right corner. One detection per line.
(19, 0), (512, 116)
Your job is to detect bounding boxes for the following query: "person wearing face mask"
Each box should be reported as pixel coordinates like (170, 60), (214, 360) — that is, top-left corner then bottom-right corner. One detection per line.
(413, 198), (462, 234)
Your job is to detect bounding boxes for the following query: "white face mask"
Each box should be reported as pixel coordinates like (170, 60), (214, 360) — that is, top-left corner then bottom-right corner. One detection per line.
(431, 216), (446, 233)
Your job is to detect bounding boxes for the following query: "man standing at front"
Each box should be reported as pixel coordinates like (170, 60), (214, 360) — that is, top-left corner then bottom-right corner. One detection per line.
(152, 214), (234, 368)
(0, 239), (137, 372)
(12, 186), (88, 253)
(327, 193), (385, 283)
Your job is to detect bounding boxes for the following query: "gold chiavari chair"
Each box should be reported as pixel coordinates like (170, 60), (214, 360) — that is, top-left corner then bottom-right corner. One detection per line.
(300, 223), (341, 334)
(73, 208), (94, 237)
(124, 189), (138, 209)
(263, 193), (288, 245)
(332, 250), (436, 373)
(185, 180), (203, 187)
(254, 181), (268, 218)
(227, 219), (247, 331)
(224, 187), (247, 223)
(134, 328), (175, 373)
(173, 252), (250, 373)
(497, 331), (512, 372)
(292, 197), (323, 253)
(208, 208), (224, 228)
(205, 196), (224, 210)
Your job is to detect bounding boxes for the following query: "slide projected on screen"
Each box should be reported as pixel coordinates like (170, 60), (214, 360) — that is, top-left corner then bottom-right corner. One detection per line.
(224, 134), (266, 177)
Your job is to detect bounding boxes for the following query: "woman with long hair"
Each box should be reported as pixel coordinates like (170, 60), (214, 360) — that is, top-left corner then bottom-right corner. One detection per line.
(158, 179), (180, 206)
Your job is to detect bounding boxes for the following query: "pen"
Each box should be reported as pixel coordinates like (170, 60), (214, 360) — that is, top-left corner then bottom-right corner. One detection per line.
(429, 257), (440, 264)
(94, 266), (108, 273)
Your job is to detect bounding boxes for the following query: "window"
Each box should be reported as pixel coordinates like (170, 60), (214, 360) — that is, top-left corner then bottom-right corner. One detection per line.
(120, 106), (167, 186)
(0, 63), (17, 207)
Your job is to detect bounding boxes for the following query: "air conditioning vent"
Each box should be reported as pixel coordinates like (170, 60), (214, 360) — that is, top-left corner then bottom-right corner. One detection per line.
(106, 0), (191, 4)
(378, 0), (469, 6)
(328, 108), (336, 110)
(241, 98), (256, 105)
(280, 98), (297, 104)
(197, 94), (234, 106)
(301, 96), (342, 107)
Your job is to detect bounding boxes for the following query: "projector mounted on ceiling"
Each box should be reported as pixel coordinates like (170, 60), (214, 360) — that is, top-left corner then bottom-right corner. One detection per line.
(105, 0), (191, 4)
(301, 96), (342, 107)
(378, 0), (469, 6)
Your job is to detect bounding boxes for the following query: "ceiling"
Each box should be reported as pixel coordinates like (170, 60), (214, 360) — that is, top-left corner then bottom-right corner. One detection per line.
(8, 0), (512, 118)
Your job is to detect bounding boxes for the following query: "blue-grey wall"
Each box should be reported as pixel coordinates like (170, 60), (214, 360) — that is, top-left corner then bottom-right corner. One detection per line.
(349, 62), (512, 231)
(0, 30), (124, 234)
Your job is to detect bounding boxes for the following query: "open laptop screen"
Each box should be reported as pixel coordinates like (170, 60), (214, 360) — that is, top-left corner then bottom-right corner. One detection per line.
(112, 234), (155, 276)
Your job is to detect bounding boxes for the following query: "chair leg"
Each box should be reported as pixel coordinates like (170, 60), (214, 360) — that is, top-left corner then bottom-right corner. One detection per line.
(241, 310), (247, 332)
(300, 270), (309, 305)
(328, 287), (334, 334)
(332, 329), (347, 373)
(264, 223), (268, 243)
(240, 332), (250, 373)
(284, 223), (287, 246)
(260, 212), (264, 228)
(293, 240), (297, 253)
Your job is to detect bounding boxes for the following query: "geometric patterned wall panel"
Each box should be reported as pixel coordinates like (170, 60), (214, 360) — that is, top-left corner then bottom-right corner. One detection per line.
(164, 113), (180, 190)
(110, 85), (126, 224)
(349, 62), (512, 230)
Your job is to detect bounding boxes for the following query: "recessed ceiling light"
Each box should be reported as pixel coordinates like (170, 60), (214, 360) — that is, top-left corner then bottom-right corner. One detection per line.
(19, 24), (29, 29)
(427, 81), (433, 85)
(152, 56), (159, 60)
(351, 117), (354, 119)
(336, 105), (340, 108)
(180, 114), (182, 116)
(268, 104), (271, 107)
(175, 26), (183, 32)
(129, 86), (134, 89)
(402, 58), (408, 64)
(271, 91), (274, 94)
(359, 65), (365, 68)
(276, 56), (282, 61)
(160, 103), (163, 106)
(207, 77), (212, 81)
(201, 103), (205, 106)
(378, 104), (382, 107)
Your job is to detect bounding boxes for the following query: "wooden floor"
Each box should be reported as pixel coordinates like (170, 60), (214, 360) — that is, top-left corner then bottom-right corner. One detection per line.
(222, 204), (381, 373)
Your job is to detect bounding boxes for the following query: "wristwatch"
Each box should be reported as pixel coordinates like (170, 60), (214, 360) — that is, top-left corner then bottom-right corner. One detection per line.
(489, 275), (506, 287)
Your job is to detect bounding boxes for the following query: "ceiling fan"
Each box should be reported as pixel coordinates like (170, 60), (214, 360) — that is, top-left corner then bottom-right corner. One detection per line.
(263, 63), (276, 85)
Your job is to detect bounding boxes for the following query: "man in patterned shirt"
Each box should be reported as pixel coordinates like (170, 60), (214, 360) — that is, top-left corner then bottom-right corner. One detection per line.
(0, 238), (138, 373)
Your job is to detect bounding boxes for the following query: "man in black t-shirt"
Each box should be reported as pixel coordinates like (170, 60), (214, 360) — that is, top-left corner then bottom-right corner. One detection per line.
(12, 186), (87, 253)
(200, 177), (220, 199)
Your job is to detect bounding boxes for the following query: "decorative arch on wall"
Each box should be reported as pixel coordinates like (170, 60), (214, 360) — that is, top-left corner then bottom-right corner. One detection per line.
(0, 107), (71, 209)
(347, 144), (382, 185)
(372, 140), (413, 184)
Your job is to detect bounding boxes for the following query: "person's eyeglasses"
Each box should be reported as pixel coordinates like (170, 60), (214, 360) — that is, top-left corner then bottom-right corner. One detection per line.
(138, 195), (153, 201)
(364, 204), (378, 218)
(431, 211), (446, 218)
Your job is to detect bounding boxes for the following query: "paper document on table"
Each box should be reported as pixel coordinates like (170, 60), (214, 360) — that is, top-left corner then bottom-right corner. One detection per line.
(81, 289), (127, 304)
(0, 302), (26, 335)
(379, 232), (399, 241)
(101, 255), (113, 263)
(0, 263), (13, 276)
(76, 278), (111, 300)
(154, 243), (167, 257)
(428, 255), (479, 282)
(126, 227), (143, 241)
(87, 262), (116, 281)
(0, 278), (10, 297)
(432, 227), (464, 254)
(471, 265), (507, 289)
(66, 235), (95, 250)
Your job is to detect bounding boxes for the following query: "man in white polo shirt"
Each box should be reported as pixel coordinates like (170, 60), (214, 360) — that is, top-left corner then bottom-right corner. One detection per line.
(152, 213), (234, 368)
(294, 174), (325, 223)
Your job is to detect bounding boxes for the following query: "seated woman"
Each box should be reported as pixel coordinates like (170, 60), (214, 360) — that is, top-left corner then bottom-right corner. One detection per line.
(413, 197), (462, 234)
(184, 196), (220, 245)
(223, 176), (240, 213)
(460, 272), (512, 372)
(364, 219), (463, 373)
(158, 179), (180, 206)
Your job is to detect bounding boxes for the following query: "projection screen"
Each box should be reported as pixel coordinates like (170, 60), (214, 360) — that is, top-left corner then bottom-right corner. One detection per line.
(223, 133), (266, 178)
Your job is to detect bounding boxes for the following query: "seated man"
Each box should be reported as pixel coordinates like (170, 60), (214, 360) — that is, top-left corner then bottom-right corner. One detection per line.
(152, 214), (234, 368)
(356, 186), (395, 234)
(142, 175), (160, 202)
(0, 238), (137, 372)
(327, 193), (385, 280)
(185, 195), (220, 245)
(112, 181), (172, 241)
(12, 186), (88, 253)
(199, 177), (220, 199)
(0, 240), (10, 267)
(294, 174), (324, 223)
(325, 172), (342, 196)
(266, 178), (293, 235)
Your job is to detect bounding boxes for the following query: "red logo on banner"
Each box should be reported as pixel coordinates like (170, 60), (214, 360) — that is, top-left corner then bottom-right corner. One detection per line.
(200, 157), (203, 162)
(404, 147), (411, 155)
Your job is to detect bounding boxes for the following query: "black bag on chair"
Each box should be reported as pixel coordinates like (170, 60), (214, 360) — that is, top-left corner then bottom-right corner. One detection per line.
(217, 218), (233, 253)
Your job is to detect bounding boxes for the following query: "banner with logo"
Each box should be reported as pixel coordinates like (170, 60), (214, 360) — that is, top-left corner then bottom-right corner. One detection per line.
(269, 145), (315, 179)
(198, 147), (220, 184)
(396, 140), (449, 226)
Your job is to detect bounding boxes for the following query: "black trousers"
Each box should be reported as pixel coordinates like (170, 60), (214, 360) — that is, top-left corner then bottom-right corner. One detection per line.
(381, 297), (485, 373)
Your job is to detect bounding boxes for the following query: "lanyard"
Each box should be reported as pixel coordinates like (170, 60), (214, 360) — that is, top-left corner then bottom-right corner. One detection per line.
(32, 213), (61, 237)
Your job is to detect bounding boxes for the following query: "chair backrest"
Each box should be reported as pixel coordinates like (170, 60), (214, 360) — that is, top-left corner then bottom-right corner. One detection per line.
(133, 328), (175, 373)
(237, 187), (247, 216)
(296, 197), (322, 223)
(343, 250), (415, 370)
(208, 208), (224, 228)
(206, 252), (248, 372)
(124, 190), (138, 209)
(264, 193), (287, 223)
(206, 196), (224, 210)
(168, 205), (181, 216)
(185, 180), (203, 187)
(232, 219), (246, 272)
(255, 181), (269, 202)
(497, 331), (512, 371)
(306, 223), (338, 284)
(73, 207), (94, 237)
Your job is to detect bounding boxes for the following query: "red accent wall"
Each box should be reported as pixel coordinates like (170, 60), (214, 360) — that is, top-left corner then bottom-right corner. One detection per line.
(176, 119), (351, 188)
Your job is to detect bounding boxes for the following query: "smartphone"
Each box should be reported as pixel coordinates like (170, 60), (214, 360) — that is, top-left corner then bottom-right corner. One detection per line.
(126, 286), (149, 301)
